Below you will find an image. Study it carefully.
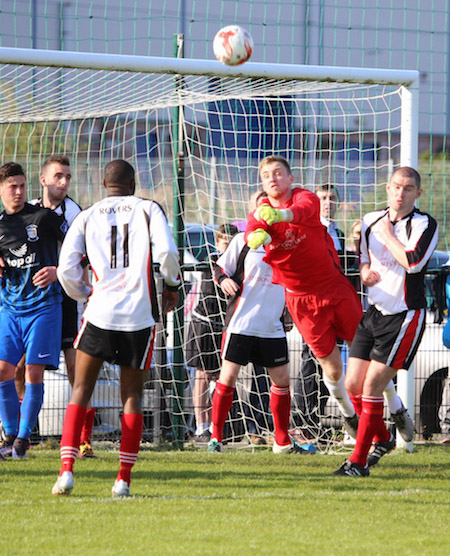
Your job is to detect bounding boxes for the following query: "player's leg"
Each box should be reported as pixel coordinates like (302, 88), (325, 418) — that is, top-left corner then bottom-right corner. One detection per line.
(333, 356), (380, 477)
(0, 360), (20, 459)
(349, 360), (396, 468)
(14, 354), (26, 401)
(268, 362), (316, 455)
(111, 325), (154, 497)
(11, 363), (45, 458)
(64, 346), (76, 386)
(209, 358), (241, 450)
(112, 365), (145, 497)
(0, 310), (24, 458)
(267, 363), (291, 449)
(16, 303), (62, 459)
(62, 294), (97, 456)
(323, 278), (364, 438)
(383, 379), (414, 442)
(318, 346), (359, 437)
(52, 349), (103, 495)
(193, 368), (212, 440)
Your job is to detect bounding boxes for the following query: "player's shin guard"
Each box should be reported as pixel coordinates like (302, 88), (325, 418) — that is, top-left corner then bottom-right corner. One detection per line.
(80, 407), (96, 444)
(117, 413), (143, 485)
(350, 396), (385, 467)
(17, 382), (44, 440)
(270, 385), (291, 446)
(0, 379), (20, 436)
(60, 404), (87, 474)
(211, 382), (235, 443)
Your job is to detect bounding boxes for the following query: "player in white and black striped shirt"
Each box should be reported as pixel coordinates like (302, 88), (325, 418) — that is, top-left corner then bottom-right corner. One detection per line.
(334, 166), (438, 477)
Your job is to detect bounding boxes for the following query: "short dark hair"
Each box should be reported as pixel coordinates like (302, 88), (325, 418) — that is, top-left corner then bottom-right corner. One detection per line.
(104, 159), (135, 186)
(0, 162), (25, 184)
(42, 155), (70, 171)
(315, 183), (340, 202)
(391, 166), (421, 189)
(216, 223), (239, 242)
(258, 155), (292, 175)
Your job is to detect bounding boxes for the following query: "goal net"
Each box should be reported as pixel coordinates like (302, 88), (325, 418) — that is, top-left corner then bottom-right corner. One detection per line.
(0, 46), (418, 451)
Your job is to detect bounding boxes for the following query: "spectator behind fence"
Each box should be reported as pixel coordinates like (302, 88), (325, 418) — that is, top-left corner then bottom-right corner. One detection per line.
(185, 223), (238, 443)
(52, 159), (180, 497)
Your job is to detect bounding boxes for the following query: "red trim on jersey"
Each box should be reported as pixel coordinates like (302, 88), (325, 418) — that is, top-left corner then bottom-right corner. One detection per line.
(143, 327), (156, 371)
(90, 264), (98, 283)
(391, 310), (420, 369)
(147, 250), (152, 301)
(73, 317), (87, 349)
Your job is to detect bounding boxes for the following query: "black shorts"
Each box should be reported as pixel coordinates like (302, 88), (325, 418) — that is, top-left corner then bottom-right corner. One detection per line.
(222, 333), (289, 368)
(75, 321), (155, 370)
(61, 290), (78, 349)
(185, 318), (223, 373)
(349, 305), (426, 370)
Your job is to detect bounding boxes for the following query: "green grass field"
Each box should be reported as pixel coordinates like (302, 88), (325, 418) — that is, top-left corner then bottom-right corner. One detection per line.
(1, 444), (448, 555)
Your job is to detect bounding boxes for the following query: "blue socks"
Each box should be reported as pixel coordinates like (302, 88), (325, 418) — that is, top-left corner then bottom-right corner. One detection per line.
(17, 382), (44, 440)
(0, 379), (20, 436)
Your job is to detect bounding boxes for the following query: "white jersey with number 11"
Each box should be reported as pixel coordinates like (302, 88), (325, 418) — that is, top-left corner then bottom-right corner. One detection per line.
(57, 196), (180, 332)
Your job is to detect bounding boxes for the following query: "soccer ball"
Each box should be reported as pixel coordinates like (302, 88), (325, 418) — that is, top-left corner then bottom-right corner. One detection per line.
(213, 25), (254, 66)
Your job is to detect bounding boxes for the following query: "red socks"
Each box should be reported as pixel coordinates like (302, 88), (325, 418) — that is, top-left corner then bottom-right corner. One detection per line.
(80, 408), (96, 445)
(117, 413), (143, 486)
(60, 404), (87, 474)
(211, 382), (235, 442)
(270, 385), (291, 446)
(350, 396), (389, 467)
(350, 394), (362, 416)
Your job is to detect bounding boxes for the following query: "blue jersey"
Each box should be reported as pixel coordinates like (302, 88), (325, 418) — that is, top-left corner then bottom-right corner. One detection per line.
(0, 203), (65, 314)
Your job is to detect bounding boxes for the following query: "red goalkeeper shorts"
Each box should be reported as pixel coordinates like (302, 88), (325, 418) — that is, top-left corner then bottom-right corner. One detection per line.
(286, 276), (363, 358)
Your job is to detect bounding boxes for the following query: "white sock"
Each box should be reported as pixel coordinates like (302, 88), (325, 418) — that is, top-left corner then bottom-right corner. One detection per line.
(323, 373), (354, 418)
(383, 380), (403, 414)
(195, 422), (210, 435)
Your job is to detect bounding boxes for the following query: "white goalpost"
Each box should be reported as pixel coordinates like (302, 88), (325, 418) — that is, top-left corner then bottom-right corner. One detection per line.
(0, 45), (419, 450)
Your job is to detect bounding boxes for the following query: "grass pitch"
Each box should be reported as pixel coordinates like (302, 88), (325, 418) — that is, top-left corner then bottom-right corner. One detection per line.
(0, 444), (448, 555)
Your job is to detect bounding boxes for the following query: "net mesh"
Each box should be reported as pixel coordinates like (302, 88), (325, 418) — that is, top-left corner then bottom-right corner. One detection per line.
(0, 57), (411, 451)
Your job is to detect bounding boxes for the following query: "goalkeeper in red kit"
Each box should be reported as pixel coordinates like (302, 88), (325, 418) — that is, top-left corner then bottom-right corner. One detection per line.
(245, 155), (363, 438)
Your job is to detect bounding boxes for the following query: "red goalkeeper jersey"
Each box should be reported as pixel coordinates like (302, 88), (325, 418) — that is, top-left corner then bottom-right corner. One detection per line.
(245, 187), (344, 294)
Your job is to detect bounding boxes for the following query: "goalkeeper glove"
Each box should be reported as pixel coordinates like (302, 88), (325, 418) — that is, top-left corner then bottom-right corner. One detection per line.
(254, 204), (289, 225)
(247, 228), (272, 250)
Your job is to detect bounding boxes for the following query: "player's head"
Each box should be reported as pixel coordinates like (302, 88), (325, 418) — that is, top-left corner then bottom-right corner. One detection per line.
(248, 189), (267, 211)
(387, 166), (422, 218)
(103, 159), (136, 196)
(0, 162), (26, 214)
(315, 184), (340, 221)
(258, 155), (294, 205)
(40, 154), (72, 206)
(215, 223), (239, 253)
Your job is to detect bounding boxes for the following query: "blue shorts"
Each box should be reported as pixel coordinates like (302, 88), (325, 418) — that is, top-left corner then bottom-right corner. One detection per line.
(0, 303), (62, 367)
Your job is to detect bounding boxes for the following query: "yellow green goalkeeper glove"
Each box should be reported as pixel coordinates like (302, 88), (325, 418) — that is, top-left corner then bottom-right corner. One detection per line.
(254, 204), (289, 225)
(247, 228), (272, 249)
